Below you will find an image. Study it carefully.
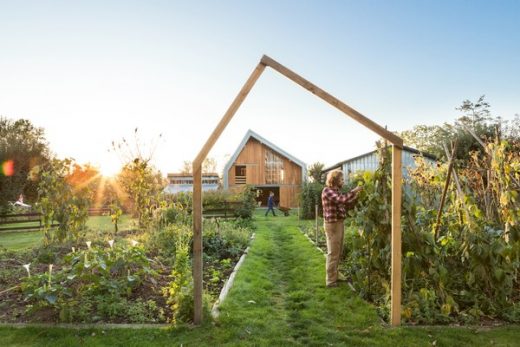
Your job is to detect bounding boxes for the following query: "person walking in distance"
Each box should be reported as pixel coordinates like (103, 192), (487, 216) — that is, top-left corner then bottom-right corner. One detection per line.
(265, 191), (276, 217)
(321, 170), (362, 287)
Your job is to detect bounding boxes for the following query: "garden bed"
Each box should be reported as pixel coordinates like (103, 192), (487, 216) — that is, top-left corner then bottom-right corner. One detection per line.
(0, 217), (253, 325)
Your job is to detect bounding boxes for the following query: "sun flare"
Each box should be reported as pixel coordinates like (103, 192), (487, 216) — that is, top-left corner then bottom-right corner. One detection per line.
(98, 162), (120, 178)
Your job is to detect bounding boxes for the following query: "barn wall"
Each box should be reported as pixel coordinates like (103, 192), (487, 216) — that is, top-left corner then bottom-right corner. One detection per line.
(227, 137), (303, 207)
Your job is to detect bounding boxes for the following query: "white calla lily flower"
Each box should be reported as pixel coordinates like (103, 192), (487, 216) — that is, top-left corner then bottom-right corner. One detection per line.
(23, 263), (31, 277)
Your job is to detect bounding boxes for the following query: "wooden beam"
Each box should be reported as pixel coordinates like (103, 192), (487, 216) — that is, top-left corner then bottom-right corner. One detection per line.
(261, 55), (403, 147)
(192, 165), (203, 324)
(391, 145), (402, 326)
(193, 63), (266, 169)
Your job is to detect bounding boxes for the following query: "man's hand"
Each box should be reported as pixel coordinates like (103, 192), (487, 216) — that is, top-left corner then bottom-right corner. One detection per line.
(351, 185), (363, 194)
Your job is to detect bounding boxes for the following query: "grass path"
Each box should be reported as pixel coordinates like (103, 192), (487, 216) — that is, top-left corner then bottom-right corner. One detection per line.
(1, 211), (519, 346)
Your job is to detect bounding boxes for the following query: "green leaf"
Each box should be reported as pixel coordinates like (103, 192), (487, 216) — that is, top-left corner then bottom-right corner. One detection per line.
(45, 294), (57, 304)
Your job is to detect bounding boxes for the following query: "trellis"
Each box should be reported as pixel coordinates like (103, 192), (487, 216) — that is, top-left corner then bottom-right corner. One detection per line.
(192, 55), (403, 326)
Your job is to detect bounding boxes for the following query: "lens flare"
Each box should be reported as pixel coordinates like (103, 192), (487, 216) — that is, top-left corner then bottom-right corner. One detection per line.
(2, 160), (14, 176)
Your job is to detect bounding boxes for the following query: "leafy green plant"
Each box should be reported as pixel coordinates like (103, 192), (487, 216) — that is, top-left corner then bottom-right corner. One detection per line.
(21, 241), (160, 322)
(162, 234), (210, 324)
(341, 141), (520, 324)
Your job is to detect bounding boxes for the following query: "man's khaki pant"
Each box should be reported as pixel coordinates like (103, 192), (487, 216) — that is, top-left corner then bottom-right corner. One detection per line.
(324, 220), (345, 286)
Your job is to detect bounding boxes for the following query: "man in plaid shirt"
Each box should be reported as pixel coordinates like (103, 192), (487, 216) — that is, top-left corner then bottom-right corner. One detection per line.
(321, 170), (362, 287)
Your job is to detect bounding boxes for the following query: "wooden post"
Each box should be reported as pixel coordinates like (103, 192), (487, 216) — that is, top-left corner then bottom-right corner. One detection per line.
(391, 145), (402, 326)
(192, 62), (266, 324)
(192, 165), (203, 325)
(315, 204), (319, 244)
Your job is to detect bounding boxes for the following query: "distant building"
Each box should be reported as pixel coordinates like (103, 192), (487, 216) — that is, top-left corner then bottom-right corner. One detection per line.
(223, 129), (307, 207)
(163, 173), (220, 194)
(322, 146), (437, 182)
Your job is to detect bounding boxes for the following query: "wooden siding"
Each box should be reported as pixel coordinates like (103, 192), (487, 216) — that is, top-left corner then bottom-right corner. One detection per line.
(280, 185), (301, 208)
(227, 138), (303, 207)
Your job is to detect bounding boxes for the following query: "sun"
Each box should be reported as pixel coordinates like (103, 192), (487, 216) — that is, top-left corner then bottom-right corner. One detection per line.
(98, 161), (121, 178)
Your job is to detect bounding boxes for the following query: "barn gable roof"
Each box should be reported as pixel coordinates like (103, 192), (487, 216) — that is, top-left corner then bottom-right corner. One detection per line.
(223, 129), (307, 189)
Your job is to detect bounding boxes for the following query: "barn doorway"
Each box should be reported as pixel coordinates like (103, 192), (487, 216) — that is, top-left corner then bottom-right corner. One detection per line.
(255, 186), (279, 207)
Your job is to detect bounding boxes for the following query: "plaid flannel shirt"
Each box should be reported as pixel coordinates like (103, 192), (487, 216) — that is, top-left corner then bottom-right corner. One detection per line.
(321, 187), (357, 223)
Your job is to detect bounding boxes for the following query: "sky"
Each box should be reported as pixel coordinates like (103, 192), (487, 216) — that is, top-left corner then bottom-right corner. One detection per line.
(1, 0), (519, 176)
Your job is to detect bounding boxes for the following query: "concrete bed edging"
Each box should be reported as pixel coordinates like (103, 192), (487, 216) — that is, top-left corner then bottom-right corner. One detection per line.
(211, 232), (256, 318)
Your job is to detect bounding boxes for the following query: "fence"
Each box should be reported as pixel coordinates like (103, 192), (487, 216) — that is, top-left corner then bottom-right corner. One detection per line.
(0, 207), (112, 232)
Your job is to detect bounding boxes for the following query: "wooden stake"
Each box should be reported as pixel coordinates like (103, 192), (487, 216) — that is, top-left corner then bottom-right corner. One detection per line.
(434, 141), (458, 239)
(391, 145), (402, 326)
(442, 143), (471, 225)
(315, 204), (319, 244)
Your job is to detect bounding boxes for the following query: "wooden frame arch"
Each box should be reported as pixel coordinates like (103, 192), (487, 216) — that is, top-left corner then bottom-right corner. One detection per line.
(192, 55), (403, 326)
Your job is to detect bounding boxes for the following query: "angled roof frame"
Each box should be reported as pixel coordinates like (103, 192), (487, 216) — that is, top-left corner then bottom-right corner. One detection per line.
(191, 55), (403, 327)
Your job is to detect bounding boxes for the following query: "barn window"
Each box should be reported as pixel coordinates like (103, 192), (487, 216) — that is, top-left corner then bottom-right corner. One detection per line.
(265, 149), (284, 184)
(235, 165), (246, 184)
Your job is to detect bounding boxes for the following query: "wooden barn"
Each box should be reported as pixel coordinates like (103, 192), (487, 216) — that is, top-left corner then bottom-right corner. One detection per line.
(223, 130), (307, 208)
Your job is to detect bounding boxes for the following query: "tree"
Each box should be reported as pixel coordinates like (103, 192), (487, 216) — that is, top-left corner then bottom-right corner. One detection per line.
(202, 157), (217, 174)
(111, 129), (166, 229)
(0, 117), (50, 208)
(307, 162), (325, 183)
(36, 158), (90, 243)
(117, 158), (165, 229)
(399, 96), (519, 164)
(181, 161), (192, 174)
(180, 158), (217, 174)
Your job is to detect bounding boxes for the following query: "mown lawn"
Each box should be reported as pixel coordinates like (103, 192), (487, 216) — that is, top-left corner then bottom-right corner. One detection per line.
(0, 211), (518, 346)
(0, 215), (135, 250)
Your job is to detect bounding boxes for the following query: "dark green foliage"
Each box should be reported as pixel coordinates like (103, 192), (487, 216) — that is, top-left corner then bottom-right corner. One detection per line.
(341, 143), (520, 324)
(0, 117), (50, 207)
(147, 222), (192, 260)
(203, 219), (250, 260)
(21, 241), (161, 323)
(299, 182), (324, 219)
(233, 185), (257, 219)
(307, 161), (325, 183)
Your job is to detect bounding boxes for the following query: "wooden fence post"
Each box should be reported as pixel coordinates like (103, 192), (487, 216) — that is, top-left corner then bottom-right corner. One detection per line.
(193, 165), (203, 325)
(391, 145), (402, 326)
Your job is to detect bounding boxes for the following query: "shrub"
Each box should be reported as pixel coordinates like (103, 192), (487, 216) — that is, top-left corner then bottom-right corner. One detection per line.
(299, 182), (324, 219)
